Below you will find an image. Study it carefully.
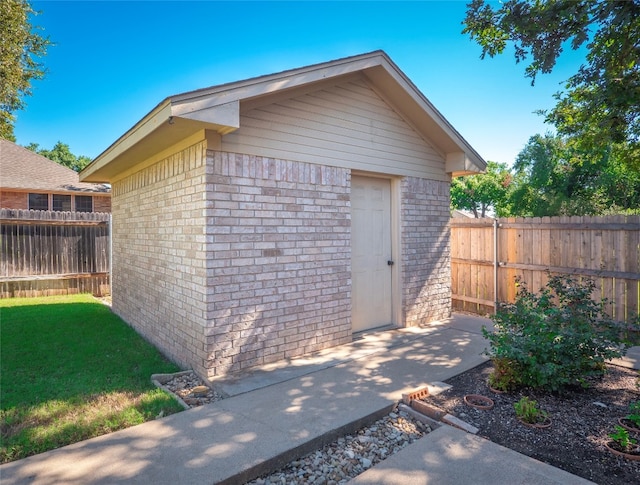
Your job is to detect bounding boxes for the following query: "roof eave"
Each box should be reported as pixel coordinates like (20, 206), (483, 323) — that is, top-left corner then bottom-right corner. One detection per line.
(360, 60), (486, 176)
(80, 50), (487, 183)
(80, 100), (239, 183)
(445, 152), (487, 177)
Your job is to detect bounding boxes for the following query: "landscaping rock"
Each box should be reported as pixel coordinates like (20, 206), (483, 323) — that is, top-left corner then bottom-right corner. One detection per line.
(152, 371), (224, 408)
(247, 404), (431, 484)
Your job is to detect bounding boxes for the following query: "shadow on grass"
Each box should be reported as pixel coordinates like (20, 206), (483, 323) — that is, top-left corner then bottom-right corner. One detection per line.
(0, 294), (184, 463)
(0, 313), (497, 484)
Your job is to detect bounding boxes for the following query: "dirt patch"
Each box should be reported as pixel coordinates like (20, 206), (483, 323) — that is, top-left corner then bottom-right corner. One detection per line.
(421, 361), (640, 485)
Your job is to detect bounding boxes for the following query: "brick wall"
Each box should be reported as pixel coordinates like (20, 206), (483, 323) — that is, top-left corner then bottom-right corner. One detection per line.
(0, 190), (27, 209)
(204, 152), (352, 377)
(401, 177), (451, 325)
(93, 195), (111, 213)
(109, 144), (450, 380)
(0, 190), (111, 212)
(111, 141), (210, 377)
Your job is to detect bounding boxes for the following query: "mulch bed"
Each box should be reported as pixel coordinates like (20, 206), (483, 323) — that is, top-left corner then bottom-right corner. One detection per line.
(420, 360), (640, 485)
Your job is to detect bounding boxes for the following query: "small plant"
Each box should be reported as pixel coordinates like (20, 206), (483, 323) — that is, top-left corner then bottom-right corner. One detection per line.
(609, 425), (638, 451)
(625, 401), (640, 428)
(514, 396), (548, 424)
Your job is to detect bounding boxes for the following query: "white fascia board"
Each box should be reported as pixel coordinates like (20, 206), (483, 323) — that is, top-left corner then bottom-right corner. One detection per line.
(81, 102), (173, 181)
(81, 100), (240, 182)
(169, 53), (388, 117)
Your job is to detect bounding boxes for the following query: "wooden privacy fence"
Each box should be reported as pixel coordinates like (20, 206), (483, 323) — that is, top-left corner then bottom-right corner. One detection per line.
(451, 215), (640, 323)
(0, 209), (111, 298)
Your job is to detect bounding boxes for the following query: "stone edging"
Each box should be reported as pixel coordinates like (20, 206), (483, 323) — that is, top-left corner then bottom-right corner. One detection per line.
(150, 371), (194, 410)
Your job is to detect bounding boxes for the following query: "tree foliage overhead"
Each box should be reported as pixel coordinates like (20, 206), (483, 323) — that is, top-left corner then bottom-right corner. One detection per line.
(510, 133), (640, 216)
(451, 135), (640, 218)
(451, 161), (512, 217)
(26, 141), (92, 172)
(0, 0), (50, 141)
(463, 0), (640, 169)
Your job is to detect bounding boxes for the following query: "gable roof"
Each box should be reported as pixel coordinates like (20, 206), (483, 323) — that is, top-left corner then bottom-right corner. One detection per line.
(81, 51), (486, 182)
(0, 139), (110, 194)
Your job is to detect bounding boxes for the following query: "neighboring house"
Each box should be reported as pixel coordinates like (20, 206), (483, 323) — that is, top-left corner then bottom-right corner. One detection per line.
(80, 51), (486, 380)
(452, 209), (476, 218)
(0, 139), (111, 212)
(451, 209), (495, 218)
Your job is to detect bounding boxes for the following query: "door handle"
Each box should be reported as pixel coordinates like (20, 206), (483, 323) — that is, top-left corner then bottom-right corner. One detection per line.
(387, 260), (394, 266)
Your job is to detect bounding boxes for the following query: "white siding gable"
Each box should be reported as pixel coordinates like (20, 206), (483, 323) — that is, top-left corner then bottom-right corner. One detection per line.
(221, 78), (448, 181)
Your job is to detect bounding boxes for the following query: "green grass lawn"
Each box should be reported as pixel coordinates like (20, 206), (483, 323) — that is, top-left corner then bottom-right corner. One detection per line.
(0, 294), (184, 463)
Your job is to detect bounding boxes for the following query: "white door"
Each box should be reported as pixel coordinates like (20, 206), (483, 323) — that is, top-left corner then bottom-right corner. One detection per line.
(351, 176), (393, 332)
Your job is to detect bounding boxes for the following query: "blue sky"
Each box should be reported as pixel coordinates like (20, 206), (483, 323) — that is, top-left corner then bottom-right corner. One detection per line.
(15, 0), (586, 167)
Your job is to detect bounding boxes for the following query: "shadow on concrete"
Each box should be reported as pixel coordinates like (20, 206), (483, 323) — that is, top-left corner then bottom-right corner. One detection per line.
(349, 426), (595, 485)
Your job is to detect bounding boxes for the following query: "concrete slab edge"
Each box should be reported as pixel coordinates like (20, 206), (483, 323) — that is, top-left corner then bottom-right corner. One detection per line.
(397, 403), (441, 430)
(217, 403), (397, 485)
(426, 381), (453, 395)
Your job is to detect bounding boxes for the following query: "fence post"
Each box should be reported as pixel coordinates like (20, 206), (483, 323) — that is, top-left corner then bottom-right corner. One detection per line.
(109, 213), (113, 297)
(493, 218), (499, 313)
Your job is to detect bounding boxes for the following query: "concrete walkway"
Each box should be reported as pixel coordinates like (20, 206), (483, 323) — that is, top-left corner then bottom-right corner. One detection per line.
(2, 313), (623, 485)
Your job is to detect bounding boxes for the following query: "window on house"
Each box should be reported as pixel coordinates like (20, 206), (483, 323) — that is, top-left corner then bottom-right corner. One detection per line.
(52, 194), (72, 211)
(75, 195), (93, 212)
(28, 193), (49, 211)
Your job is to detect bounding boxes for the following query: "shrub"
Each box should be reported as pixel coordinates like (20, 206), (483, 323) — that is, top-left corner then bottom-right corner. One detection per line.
(482, 274), (633, 391)
(487, 357), (522, 392)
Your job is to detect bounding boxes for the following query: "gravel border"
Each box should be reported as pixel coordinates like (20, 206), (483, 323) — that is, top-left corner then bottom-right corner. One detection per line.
(151, 370), (224, 409)
(247, 404), (433, 485)
(153, 372), (443, 484)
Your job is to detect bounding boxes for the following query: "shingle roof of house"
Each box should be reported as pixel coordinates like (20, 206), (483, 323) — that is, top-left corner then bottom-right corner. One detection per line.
(0, 139), (110, 193)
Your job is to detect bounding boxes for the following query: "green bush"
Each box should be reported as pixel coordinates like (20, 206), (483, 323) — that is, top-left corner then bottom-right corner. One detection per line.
(487, 357), (522, 392)
(483, 274), (633, 391)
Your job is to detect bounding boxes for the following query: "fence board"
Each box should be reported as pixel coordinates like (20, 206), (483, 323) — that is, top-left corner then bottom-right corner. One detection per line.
(451, 215), (640, 323)
(0, 209), (110, 298)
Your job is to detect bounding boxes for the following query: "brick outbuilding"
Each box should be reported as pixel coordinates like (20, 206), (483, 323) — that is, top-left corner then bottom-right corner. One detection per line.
(80, 51), (486, 379)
